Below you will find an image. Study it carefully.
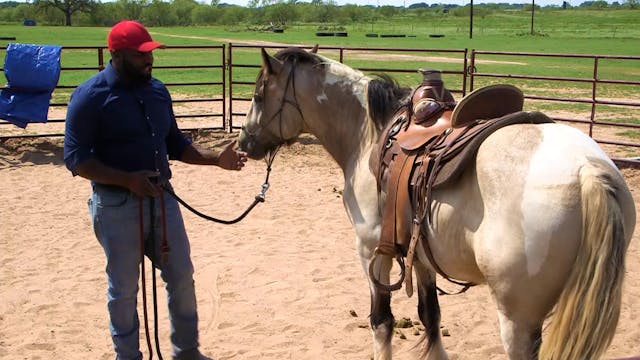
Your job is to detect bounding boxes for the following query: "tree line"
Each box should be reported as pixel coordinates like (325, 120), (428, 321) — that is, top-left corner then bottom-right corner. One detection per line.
(0, 0), (637, 27)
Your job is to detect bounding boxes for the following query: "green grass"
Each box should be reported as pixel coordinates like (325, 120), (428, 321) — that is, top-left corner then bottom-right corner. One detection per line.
(617, 130), (640, 140)
(2, 8), (640, 52)
(0, 12), (638, 134)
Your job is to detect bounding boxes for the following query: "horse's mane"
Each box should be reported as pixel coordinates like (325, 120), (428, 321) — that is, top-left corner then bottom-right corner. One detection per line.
(368, 74), (412, 130)
(274, 47), (323, 66)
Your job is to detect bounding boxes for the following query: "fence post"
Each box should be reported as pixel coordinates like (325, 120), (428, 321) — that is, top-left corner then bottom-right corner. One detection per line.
(98, 47), (105, 71)
(589, 56), (599, 138)
(468, 49), (477, 92)
(222, 43), (227, 132)
(462, 48), (468, 96)
(228, 43), (234, 131)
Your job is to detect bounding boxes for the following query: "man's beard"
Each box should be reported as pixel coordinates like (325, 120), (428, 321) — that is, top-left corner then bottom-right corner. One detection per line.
(121, 57), (151, 85)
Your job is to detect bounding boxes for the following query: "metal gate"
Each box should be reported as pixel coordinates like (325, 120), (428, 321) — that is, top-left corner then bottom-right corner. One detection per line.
(1, 43), (638, 167)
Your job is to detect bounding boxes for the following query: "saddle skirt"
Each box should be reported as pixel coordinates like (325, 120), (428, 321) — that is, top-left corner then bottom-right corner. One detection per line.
(371, 82), (554, 264)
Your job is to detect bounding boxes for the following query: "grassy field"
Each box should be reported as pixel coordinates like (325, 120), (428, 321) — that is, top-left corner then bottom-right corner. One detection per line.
(0, 9), (638, 150)
(2, 8), (640, 50)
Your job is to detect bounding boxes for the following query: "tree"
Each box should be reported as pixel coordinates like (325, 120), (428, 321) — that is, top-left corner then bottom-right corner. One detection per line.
(303, 0), (337, 23)
(172, 0), (198, 25)
(142, 0), (178, 26)
(378, 5), (398, 18)
(264, 2), (298, 25)
(589, 0), (609, 8)
(80, 0), (109, 24)
(220, 5), (248, 25)
(117, 0), (146, 21)
(11, 3), (39, 23)
(192, 3), (219, 24)
(34, 0), (95, 26)
(339, 4), (369, 22)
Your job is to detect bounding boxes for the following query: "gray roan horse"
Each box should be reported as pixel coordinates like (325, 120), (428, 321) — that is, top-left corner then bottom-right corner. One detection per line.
(237, 47), (636, 360)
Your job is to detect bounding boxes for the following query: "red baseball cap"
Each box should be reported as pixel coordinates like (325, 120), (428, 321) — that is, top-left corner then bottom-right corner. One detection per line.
(107, 20), (165, 52)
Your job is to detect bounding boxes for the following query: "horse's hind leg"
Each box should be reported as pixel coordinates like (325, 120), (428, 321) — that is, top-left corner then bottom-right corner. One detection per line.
(414, 262), (448, 360)
(367, 255), (395, 360)
(496, 310), (542, 360)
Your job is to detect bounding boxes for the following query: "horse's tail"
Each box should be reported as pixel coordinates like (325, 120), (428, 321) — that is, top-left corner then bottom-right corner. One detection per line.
(539, 161), (630, 360)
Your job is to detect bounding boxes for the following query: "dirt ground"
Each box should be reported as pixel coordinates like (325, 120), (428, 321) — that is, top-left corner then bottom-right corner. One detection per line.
(0, 129), (639, 359)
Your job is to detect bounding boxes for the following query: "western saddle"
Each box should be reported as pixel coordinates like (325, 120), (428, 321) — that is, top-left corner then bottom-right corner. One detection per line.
(370, 69), (554, 296)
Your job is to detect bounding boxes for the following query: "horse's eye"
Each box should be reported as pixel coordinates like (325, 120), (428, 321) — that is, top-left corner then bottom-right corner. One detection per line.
(253, 93), (263, 103)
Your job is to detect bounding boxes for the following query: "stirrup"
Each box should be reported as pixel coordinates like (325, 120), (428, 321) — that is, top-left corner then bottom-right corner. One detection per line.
(368, 252), (405, 292)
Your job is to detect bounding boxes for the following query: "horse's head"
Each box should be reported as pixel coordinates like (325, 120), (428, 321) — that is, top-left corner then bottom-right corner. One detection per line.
(238, 46), (321, 159)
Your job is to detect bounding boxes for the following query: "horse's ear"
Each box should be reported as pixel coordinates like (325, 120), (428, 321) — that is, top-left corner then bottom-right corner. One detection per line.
(310, 44), (319, 54)
(261, 48), (283, 75)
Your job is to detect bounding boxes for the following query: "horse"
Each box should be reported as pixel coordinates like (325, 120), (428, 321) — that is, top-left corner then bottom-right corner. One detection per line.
(237, 47), (636, 360)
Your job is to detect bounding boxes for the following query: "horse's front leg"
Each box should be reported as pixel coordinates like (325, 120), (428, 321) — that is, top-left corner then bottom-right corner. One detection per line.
(414, 261), (448, 360)
(358, 236), (395, 360)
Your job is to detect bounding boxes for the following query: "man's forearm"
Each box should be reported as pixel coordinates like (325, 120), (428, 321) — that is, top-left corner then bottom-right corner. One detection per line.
(75, 158), (160, 197)
(75, 158), (135, 187)
(179, 144), (220, 166)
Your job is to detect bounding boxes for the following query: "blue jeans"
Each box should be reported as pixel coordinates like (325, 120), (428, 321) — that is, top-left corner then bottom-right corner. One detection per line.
(89, 184), (199, 360)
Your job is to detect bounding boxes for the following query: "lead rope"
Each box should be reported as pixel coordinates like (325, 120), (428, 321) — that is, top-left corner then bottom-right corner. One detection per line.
(161, 149), (279, 224)
(138, 195), (167, 359)
(148, 195), (164, 360)
(138, 197), (154, 360)
(137, 191), (173, 360)
(138, 153), (278, 358)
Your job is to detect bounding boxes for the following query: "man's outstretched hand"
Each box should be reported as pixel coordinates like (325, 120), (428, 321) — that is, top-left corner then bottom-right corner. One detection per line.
(217, 140), (248, 171)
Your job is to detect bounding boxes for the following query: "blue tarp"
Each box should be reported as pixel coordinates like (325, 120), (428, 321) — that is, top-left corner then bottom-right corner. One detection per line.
(0, 43), (61, 128)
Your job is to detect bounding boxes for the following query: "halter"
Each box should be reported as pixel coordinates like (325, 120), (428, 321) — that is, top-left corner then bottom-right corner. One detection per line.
(243, 56), (306, 148)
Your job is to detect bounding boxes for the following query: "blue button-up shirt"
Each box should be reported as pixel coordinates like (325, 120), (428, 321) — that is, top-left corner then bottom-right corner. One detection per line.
(64, 62), (191, 182)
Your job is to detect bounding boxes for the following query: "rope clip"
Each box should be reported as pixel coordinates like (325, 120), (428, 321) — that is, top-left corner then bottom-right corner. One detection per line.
(256, 182), (270, 202)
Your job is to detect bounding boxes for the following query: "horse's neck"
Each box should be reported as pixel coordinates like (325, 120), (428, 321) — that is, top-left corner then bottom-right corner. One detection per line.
(304, 79), (379, 173)
(302, 75), (382, 236)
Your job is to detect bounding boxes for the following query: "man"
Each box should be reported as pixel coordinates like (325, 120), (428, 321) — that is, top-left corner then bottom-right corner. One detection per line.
(64, 20), (246, 360)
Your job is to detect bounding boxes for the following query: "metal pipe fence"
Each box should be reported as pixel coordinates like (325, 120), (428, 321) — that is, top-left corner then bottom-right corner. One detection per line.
(0, 44), (637, 167)
(0, 45), (226, 138)
(227, 43), (468, 130)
